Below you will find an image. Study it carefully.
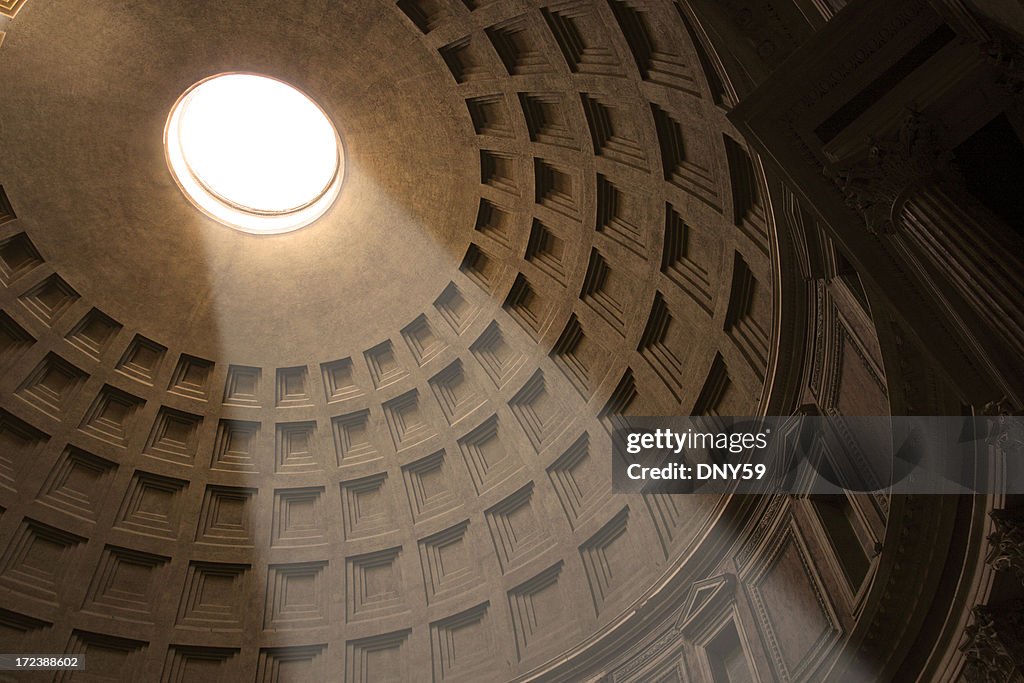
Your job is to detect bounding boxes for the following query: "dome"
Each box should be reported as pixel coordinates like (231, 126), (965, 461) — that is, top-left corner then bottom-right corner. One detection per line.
(0, 0), (1020, 680)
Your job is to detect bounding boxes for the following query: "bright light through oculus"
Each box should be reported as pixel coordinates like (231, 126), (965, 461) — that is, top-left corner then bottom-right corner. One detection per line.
(165, 73), (343, 234)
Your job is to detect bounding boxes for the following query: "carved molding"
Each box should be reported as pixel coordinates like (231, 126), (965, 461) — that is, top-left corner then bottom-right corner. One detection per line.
(675, 573), (738, 637)
(608, 626), (682, 682)
(0, 0), (28, 20)
(602, 573), (739, 682)
(741, 517), (842, 682)
(809, 279), (829, 399)
(735, 494), (790, 568)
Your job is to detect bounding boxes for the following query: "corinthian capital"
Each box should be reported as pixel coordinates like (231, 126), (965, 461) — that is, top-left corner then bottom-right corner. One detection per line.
(960, 603), (1023, 682)
(988, 508), (1024, 583)
(826, 111), (955, 234)
(983, 35), (1024, 96)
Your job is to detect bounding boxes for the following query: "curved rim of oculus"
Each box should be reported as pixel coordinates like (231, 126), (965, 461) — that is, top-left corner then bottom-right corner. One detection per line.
(164, 72), (345, 235)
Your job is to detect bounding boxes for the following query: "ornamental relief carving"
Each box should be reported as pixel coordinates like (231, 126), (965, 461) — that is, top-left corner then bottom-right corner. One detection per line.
(982, 35), (1024, 97)
(960, 601), (1024, 683)
(980, 405), (1024, 459)
(825, 112), (956, 235)
(987, 509), (1024, 584)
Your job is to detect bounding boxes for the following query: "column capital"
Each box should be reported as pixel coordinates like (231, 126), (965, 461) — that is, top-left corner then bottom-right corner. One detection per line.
(983, 34), (1024, 96)
(960, 600), (1024, 682)
(987, 509), (1024, 583)
(827, 111), (955, 234)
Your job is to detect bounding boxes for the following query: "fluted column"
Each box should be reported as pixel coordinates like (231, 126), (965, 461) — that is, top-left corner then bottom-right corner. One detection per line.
(831, 112), (1024, 404)
(898, 183), (1024, 360)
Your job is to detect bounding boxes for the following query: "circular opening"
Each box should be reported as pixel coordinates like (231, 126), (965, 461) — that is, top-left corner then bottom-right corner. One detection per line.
(165, 73), (344, 235)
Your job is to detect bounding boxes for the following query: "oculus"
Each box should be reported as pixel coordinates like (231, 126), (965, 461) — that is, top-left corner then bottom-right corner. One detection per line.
(165, 73), (344, 235)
